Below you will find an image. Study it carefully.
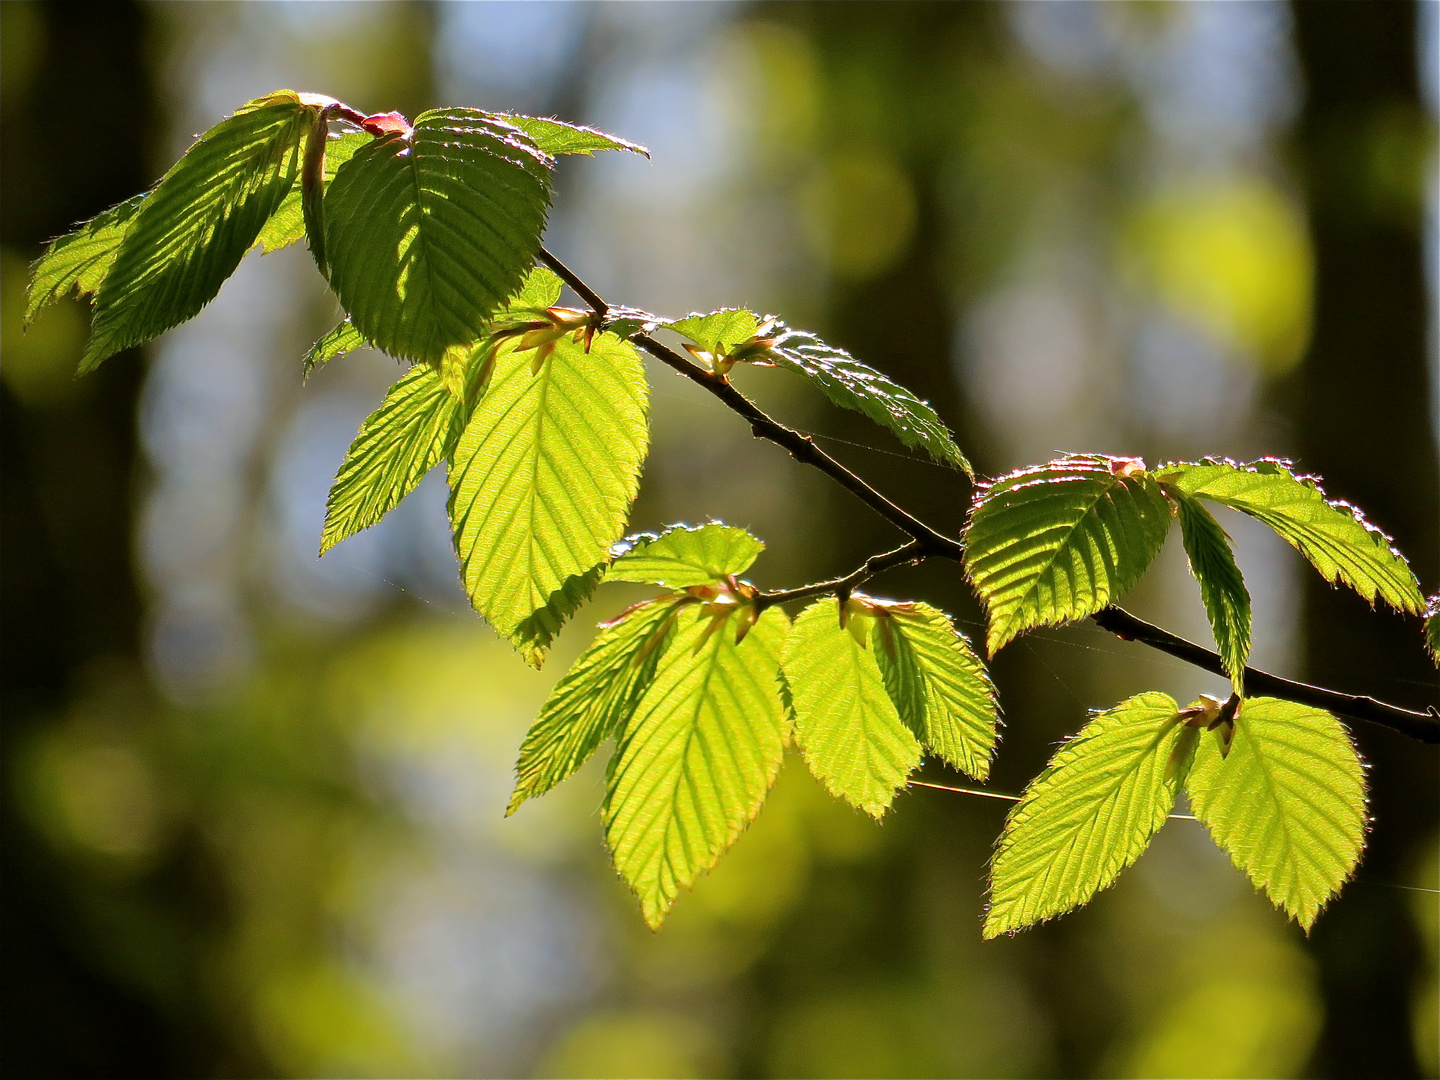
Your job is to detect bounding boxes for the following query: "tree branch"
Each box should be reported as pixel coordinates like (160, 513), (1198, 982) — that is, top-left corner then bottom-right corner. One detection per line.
(535, 245), (1440, 745)
(755, 541), (927, 611)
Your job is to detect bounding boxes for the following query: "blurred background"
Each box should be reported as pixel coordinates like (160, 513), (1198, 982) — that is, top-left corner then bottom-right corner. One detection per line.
(2, 2), (1437, 1077)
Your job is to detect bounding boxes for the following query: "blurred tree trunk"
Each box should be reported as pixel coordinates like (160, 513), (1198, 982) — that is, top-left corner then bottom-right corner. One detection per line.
(0, 4), (174, 1076)
(1292, 2), (1439, 1077)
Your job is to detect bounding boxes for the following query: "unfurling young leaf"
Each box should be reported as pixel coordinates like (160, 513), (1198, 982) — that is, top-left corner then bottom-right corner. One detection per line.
(783, 598), (922, 817)
(499, 114), (650, 158)
(1159, 459), (1424, 615)
(324, 108), (553, 365)
(872, 602), (999, 781)
(756, 321), (973, 474)
(26, 194), (146, 323)
(81, 91), (317, 372)
(302, 318), (367, 377)
(1185, 698), (1366, 931)
(664, 308), (762, 356)
(609, 523), (765, 588)
(508, 597), (680, 816)
(983, 692), (1190, 938)
(965, 455), (1173, 656)
(1173, 491), (1252, 694)
(604, 604), (790, 929)
(447, 326), (648, 666)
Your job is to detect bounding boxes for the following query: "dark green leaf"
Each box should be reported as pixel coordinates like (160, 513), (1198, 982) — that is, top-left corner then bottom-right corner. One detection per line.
(26, 194), (146, 322)
(759, 320), (972, 474)
(1174, 492), (1252, 694)
(81, 91), (315, 373)
(1426, 594), (1439, 667)
(499, 114), (649, 158)
(964, 456), (1173, 655)
(255, 129), (369, 255)
(324, 108), (552, 365)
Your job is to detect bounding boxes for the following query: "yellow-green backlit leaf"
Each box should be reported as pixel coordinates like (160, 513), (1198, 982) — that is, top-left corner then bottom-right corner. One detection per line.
(1185, 698), (1366, 930)
(783, 599), (921, 817)
(1160, 459), (1423, 615)
(508, 563), (608, 668)
(984, 692), (1187, 938)
(26, 194), (146, 322)
(1174, 492), (1252, 694)
(604, 605), (790, 929)
(324, 109), (552, 365)
(874, 603), (999, 781)
(509, 597), (680, 815)
(303, 318), (367, 377)
(609, 523), (765, 588)
(81, 94), (314, 372)
(321, 360), (461, 554)
(447, 330), (648, 663)
(666, 309), (760, 354)
(965, 455), (1173, 656)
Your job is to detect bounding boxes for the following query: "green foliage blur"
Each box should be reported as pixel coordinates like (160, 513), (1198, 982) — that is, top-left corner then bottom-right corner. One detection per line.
(2, 2), (1436, 1078)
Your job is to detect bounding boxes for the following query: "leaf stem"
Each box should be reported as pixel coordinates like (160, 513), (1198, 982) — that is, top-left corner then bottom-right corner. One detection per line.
(533, 245), (1440, 745)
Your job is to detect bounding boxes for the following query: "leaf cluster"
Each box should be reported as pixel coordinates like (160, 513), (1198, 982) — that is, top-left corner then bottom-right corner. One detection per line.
(28, 91), (1436, 935)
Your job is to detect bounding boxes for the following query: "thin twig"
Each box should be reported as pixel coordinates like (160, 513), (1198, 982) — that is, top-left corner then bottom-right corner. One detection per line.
(756, 541), (927, 611)
(534, 245), (1440, 745)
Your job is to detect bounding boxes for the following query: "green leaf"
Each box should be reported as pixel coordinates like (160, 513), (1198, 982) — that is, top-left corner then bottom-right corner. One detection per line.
(759, 320), (972, 474)
(665, 309), (760, 354)
(255, 129), (370, 255)
(1425, 594), (1440, 667)
(508, 563), (609, 668)
(321, 359), (465, 554)
(1159, 458), (1424, 615)
(609, 523), (765, 588)
(964, 456), (1173, 656)
(873, 603), (999, 781)
(983, 692), (1189, 938)
(499, 114), (649, 158)
(508, 596), (680, 816)
(324, 108), (552, 365)
(1174, 492), (1252, 694)
(81, 91), (315, 373)
(783, 598), (921, 817)
(26, 194), (146, 323)
(604, 604), (790, 929)
(303, 318), (367, 377)
(447, 329), (649, 664)
(1185, 697), (1367, 930)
